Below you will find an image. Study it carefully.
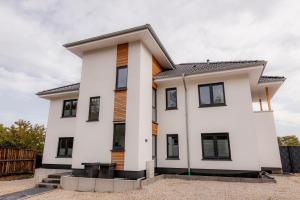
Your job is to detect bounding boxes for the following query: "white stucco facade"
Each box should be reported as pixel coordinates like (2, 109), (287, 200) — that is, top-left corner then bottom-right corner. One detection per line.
(39, 25), (284, 178)
(156, 75), (262, 171)
(42, 94), (78, 165)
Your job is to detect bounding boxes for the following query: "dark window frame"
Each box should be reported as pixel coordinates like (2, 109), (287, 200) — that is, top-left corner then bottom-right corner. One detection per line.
(115, 65), (128, 90)
(198, 82), (226, 107)
(62, 99), (78, 118)
(152, 88), (157, 122)
(165, 87), (177, 110)
(166, 134), (179, 159)
(201, 133), (231, 160)
(112, 123), (126, 151)
(57, 137), (74, 158)
(87, 96), (100, 122)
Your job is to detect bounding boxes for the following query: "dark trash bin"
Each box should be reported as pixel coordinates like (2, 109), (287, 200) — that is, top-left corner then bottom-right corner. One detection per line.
(99, 163), (116, 179)
(82, 162), (100, 178)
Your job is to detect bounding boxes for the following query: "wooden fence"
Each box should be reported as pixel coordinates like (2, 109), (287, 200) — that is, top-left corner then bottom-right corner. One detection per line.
(0, 148), (36, 176)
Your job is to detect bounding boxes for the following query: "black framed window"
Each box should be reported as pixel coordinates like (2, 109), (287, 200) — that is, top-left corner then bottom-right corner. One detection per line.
(116, 66), (128, 90)
(201, 133), (231, 160)
(152, 88), (157, 122)
(198, 83), (225, 107)
(166, 88), (177, 110)
(167, 134), (179, 159)
(112, 123), (126, 151)
(88, 96), (100, 121)
(62, 99), (77, 117)
(57, 137), (73, 158)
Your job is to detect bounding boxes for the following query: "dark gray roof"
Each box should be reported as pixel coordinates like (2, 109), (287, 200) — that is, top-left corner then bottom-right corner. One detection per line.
(155, 60), (267, 79)
(259, 76), (286, 83)
(37, 61), (285, 96)
(37, 83), (80, 96)
(63, 24), (175, 68)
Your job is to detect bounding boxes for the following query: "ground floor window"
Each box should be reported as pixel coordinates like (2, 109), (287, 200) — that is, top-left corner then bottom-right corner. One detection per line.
(167, 134), (179, 159)
(201, 133), (231, 160)
(112, 123), (125, 151)
(57, 137), (73, 157)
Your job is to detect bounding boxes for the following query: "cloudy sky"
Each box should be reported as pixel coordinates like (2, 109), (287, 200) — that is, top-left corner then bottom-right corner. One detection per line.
(0, 0), (299, 137)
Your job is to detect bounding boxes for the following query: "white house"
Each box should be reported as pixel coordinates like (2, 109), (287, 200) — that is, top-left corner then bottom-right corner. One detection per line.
(37, 24), (285, 179)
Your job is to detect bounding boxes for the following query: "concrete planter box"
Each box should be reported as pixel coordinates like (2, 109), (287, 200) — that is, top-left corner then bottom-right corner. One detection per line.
(61, 176), (79, 191)
(61, 176), (142, 193)
(77, 177), (96, 192)
(95, 179), (114, 192)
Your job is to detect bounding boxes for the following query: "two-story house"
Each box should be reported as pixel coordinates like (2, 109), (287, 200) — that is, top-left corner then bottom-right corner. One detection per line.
(37, 24), (285, 179)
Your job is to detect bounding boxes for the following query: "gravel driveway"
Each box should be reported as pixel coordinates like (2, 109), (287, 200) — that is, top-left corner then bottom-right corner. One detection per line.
(0, 178), (35, 196)
(26, 175), (300, 200)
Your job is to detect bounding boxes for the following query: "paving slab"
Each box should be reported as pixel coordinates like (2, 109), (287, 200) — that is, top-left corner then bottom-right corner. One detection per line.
(0, 187), (54, 200)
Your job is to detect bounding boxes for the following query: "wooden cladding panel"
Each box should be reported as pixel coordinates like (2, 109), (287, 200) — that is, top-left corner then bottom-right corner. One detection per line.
(152, 56), (162, 76)
(152, 56), (161, 135)
(116, 43), (128, 67)
(111, 151), (125, 170)
(112, 44), (128, 171)
(113, 90), (127, 122)
(152, 123), (158, 135)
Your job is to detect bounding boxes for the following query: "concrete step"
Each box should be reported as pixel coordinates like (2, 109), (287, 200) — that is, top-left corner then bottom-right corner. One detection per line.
(42, 178), (60, 184)
(37, 182), (59, 189)
(48, 174), (63, 179)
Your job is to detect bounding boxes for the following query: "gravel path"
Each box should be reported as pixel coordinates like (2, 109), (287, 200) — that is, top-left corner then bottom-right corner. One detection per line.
(26, 175), (300, 200)
(0, 178), (35, 196)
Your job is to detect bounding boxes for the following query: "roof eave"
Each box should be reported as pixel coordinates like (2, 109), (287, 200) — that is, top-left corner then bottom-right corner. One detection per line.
(63, 24), (175, 69)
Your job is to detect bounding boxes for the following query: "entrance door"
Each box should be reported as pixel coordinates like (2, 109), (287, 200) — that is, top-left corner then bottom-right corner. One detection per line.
(152, 135), (157, 167)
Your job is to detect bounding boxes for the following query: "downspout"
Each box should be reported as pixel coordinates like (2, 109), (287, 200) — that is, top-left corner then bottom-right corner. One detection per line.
(182, 74), (191, 176)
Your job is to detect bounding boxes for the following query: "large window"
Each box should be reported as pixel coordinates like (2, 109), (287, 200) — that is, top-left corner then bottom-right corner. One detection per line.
(62, 99), (77, 117)
(112, 123), (126, 151)
(88, 96), (100, 121)
(166, 88), (177, 110)
(167, 134), (179, 159)
(198, 83), (225, 107)
(152, 88), (157, 122)
(116, 66), (128, 90)
(201, 133), (231, 160)
(57, 137), (73, 158)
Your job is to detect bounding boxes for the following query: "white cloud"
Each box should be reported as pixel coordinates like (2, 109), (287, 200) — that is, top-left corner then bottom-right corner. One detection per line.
(0, 0), (299, 137)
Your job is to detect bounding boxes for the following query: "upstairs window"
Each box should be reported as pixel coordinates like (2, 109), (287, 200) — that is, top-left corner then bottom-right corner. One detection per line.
(198, 83), (225, 107)
(201, 133), (231, 160)
(112, 123), (126, 151)
(88, 97), (100, 121)
(57, 137), (74, 158)
(152, 88), (157, 122)
(116, 66), (128, 90)
(167, 134), (179, 159)
(166, 88), (177, 110)
(62, 99), (77, 117)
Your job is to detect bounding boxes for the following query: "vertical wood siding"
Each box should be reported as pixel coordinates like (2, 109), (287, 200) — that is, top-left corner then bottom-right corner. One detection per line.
(111, 151), (125, 171)
(0, 148), (36, 177)
(152, 56), (162, 134)
(112, 43), (128, 170)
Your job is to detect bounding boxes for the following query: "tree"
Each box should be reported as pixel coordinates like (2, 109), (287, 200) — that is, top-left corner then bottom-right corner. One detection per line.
(277, 135), (300, 146)
(0, 120), (45, 153)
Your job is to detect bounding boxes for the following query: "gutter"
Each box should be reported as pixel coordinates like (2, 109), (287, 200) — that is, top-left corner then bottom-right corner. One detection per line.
(182, 73), (191, 176)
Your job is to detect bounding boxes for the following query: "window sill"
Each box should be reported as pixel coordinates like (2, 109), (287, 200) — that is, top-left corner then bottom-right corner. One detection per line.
(111, 149), (125, 152)
(202, 158), (232, 161)
(165, 107), (178, 111)
(198, 104), (226, 108)
(86, 119), (99, 122)
(166, 157), (180, 160)
(114, 88), (127, 92)
(56, 156), (72, 158)
(61, 116), (76, 118)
